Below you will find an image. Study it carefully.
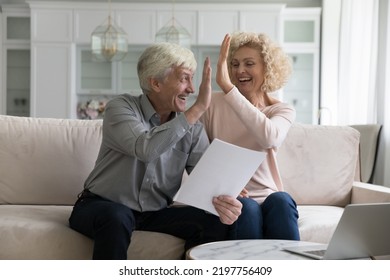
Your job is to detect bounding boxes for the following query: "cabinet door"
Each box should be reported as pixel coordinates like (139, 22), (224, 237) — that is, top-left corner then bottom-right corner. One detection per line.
(31, 44), (71, 118)
(283, 52), (320, 124)
(74, 10), (109, 44)
(282, 8), (321, 48)
(2, 9), (31, 116)
(194, 47), (220, 91)
(76, 46), (145, 96)
(6, 16), (30, 42)
(157, 10), (197, 45)
(119, 47), (145, 95)
(31, 9), (72, 43)
(282, 8), (321, 124)
(77, 46), (116, 95)
(198, 11), (238, 45)
(117, 10), (156, 45)
(240, 11), (281, 42)
(6, 49), (30, 117)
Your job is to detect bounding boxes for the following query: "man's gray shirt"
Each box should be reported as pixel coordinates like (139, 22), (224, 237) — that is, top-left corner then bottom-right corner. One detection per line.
(84, 94), (209, 212)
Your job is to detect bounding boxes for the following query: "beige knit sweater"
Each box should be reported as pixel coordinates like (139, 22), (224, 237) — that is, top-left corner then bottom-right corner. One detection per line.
(200, 87), (296, 203)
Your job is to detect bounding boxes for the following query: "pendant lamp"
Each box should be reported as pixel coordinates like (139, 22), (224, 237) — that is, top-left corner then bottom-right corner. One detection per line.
(91, 0), (128, 62)
(155, 0), (191, 49)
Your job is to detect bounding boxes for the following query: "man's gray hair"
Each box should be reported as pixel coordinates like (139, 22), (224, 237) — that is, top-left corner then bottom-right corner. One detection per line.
(137, 43), (197, 92)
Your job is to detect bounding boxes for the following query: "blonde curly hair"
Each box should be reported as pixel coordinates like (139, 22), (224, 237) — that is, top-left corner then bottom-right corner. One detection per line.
(228, 32), (292, 94)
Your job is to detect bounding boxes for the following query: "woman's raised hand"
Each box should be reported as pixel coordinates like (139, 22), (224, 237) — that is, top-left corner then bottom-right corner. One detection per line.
(216, 34), (235, 94)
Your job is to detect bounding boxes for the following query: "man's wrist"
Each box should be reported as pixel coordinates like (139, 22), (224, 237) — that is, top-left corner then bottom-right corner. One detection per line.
(184, 104), (205, 125)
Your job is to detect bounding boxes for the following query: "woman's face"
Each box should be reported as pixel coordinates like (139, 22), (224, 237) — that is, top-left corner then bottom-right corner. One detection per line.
(230, 46), (265, 97)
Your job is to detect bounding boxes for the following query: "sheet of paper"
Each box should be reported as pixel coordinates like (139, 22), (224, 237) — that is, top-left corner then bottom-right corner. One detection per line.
(173, 138), (267, 216)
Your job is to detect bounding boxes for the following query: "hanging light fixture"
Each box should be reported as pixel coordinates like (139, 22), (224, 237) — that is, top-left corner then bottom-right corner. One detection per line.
(91, 0), (128, 62)
(155, 0), (191, 49)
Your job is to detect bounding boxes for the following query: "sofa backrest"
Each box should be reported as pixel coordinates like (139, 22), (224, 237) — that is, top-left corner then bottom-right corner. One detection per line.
(0, 115), (102, 205)
(0, 116), (360, 207)
(278, 123), (360, 207)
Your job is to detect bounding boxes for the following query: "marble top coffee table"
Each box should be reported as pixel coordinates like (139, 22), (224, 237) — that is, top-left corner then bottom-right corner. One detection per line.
(186, 239), (323, 260)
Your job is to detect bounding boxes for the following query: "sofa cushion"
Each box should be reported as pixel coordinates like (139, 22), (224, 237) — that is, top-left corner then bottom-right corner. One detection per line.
(297, 205), (344, 244)
(0, 116), (102, 205)
(278, 123), (360, 206)
(0, 205), (184, 259)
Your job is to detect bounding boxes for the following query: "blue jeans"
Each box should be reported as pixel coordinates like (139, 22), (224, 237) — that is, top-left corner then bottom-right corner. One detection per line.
(230, 192), (300, 240)
(69, 192), (230, 259)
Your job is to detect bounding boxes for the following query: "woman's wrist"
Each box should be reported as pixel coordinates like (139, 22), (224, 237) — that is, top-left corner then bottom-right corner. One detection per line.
(222, 84), (235, 94)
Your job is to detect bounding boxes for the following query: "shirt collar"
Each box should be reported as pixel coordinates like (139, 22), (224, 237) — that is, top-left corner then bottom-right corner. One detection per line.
(140, 94), (157, 123)
(140, 94), (178, 125)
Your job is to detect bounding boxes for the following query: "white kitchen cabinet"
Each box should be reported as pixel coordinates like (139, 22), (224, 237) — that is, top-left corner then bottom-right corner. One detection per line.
(117, 10), (157, 45)
(157, 9), (197, 45)
(77, 47), (114, 94)
(283, 52), (319, 124)
(73, 3), (285, 119)
(74, 9), (109, 44)
(1, 4), (30, 117)
(3, 2), (322, 120)
(198, 4), (284, 45)
(29, 4), (73, 118)
(5, 49), (30, 117)
(76, 45), (144, 96)
(30, 44), (73, 118)
(198, 10), (239, 45)
(240, 10), (283, 42)
(119, 47), (145, 95)
(31, 8), (72, 43)
(281, 8), (321, 124)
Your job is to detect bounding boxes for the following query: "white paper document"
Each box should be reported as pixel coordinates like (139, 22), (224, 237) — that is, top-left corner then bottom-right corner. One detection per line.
(173, 138), (267, 216)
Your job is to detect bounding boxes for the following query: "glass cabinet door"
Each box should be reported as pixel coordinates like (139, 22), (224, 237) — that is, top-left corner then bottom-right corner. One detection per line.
(77, 46), (146, 96)
(283, 20), (315, 43)
(6, 49), (30, 117)
(78, 49), (114, 93)
(281, 8), (321, 124)
(76, 46), (145, 119)
(284, 53), (315, 124)
(120, 47), (144, 96)
(3, 12), (31, 117)
(6, 16), (30, 41)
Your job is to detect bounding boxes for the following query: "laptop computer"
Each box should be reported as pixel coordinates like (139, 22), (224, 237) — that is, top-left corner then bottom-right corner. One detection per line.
(283, 203), (390, 260)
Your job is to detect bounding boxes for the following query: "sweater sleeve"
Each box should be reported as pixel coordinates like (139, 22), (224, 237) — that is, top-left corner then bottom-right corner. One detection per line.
(224, 87), (296, 149)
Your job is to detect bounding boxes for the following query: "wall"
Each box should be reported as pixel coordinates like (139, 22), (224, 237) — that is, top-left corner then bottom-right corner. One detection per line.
(319, 0), (340, 125)
(376, 0), (390, 187)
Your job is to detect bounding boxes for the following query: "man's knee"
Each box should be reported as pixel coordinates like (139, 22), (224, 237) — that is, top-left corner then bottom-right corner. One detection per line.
(96, 204), (136, 233)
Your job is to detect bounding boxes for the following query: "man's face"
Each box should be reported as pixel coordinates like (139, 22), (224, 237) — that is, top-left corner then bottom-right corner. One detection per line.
(157, 66), (195, 113)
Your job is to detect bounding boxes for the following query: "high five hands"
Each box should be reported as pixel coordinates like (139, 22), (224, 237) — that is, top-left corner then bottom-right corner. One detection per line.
(217, 34), (235, 94)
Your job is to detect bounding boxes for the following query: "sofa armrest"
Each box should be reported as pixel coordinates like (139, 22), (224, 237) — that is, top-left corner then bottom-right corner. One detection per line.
(351, 181), (390, 204)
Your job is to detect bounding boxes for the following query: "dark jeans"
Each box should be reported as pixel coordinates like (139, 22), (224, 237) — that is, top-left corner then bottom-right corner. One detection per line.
(231, 192), (300, 240)
(68, 192), (230, 260)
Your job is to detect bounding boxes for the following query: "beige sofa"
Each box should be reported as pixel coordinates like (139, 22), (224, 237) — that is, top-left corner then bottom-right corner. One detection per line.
(1, 115), (390, 260)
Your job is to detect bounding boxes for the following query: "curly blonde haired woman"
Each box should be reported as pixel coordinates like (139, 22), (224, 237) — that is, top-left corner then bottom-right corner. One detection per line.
(202, 32), (300, 240)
